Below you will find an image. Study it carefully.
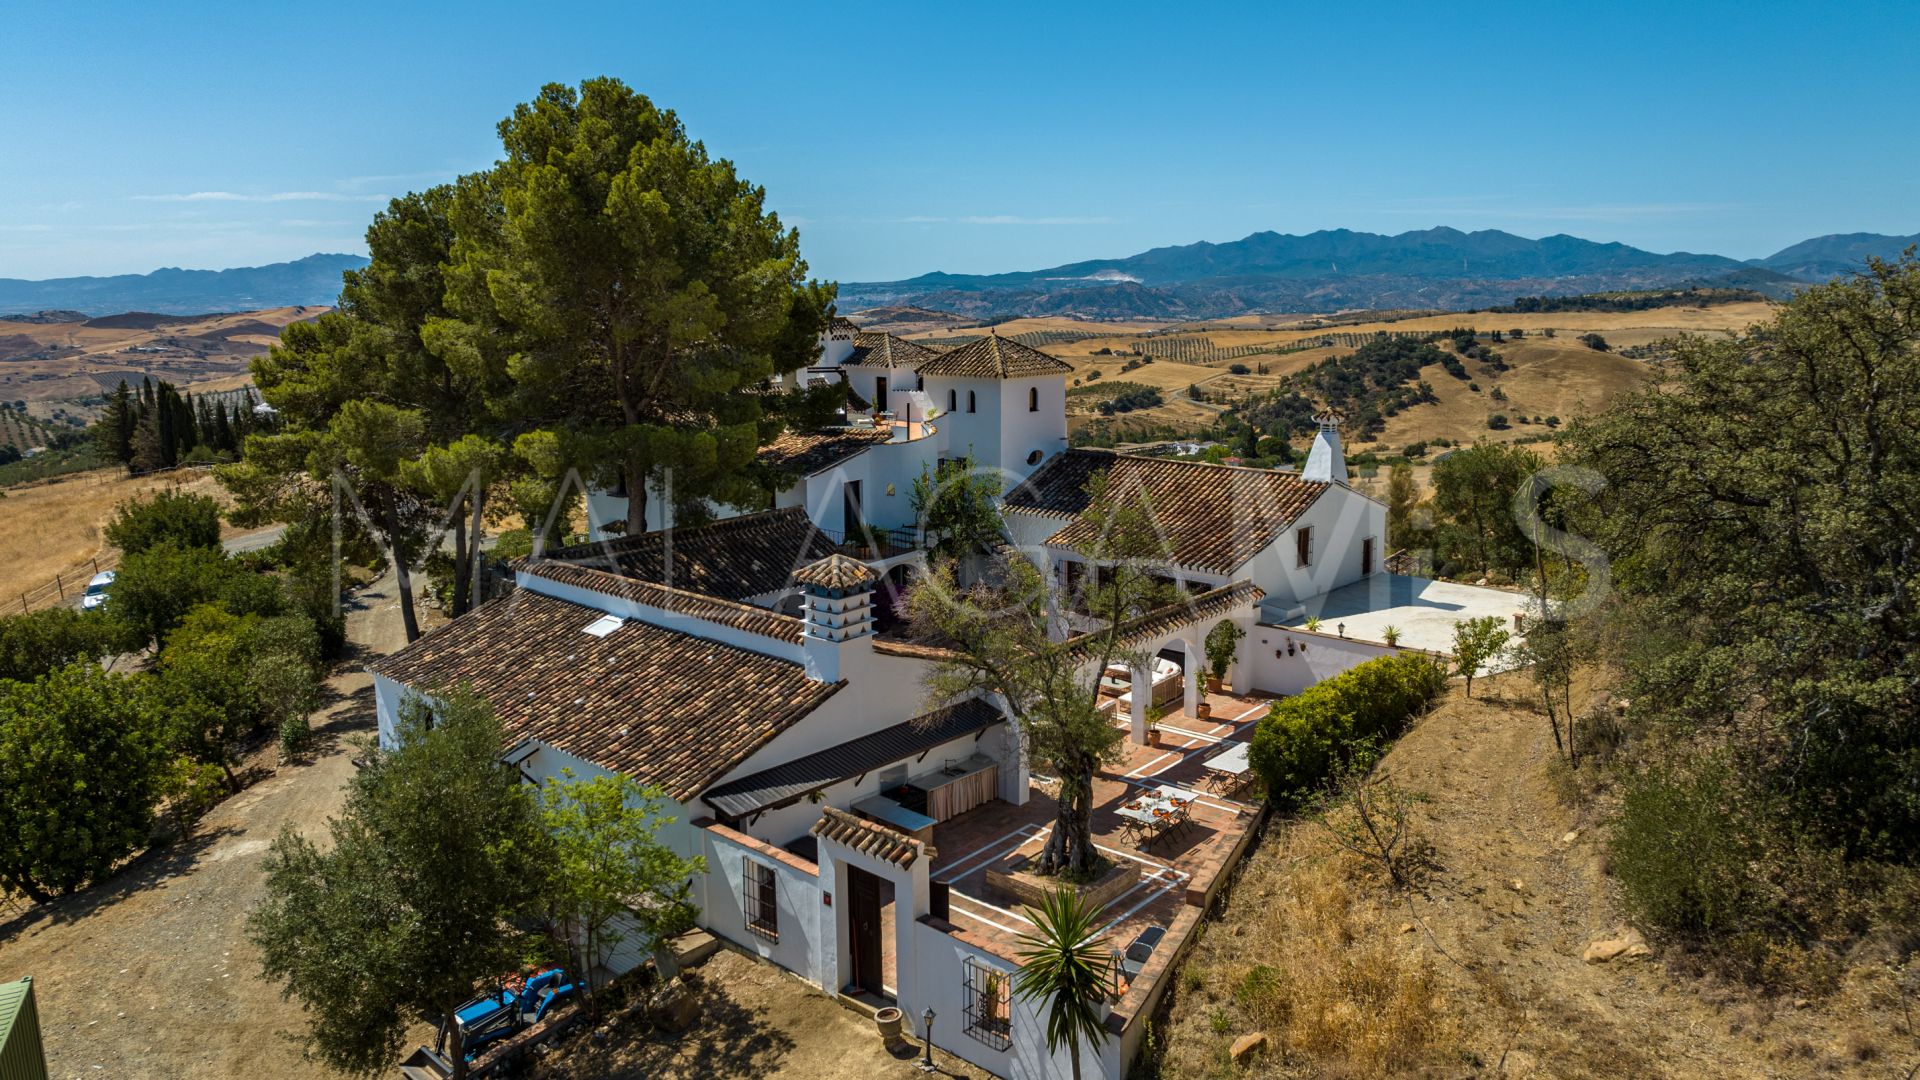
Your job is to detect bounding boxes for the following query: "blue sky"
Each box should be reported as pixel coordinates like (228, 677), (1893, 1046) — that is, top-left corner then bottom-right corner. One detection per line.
(2, 0), (1916, 282)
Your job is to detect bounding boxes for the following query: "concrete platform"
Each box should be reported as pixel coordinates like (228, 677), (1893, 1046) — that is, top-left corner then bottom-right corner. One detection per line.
(1275, 574), (1535, 656)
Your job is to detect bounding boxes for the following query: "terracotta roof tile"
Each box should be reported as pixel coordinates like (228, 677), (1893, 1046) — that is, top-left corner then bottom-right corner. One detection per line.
(1004, 450), (1330, 574)
(758, 427), (893, 475)
(810, 806), (927, 867)
(512, 559), (806, 644)
(793, 553), (880, 591)
(848, 331), (940, 371)
(916, 334), (1073, 380)
(367, 590), (843, 801)
(542, 507), (838, 603)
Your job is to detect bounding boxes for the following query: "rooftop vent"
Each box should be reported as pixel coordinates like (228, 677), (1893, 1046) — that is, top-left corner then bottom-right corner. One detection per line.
(582, 614), (624, 638)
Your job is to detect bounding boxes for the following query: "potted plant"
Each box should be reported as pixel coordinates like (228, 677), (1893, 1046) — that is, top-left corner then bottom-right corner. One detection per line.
(1192, 667), (1212, 719)
(1382, 624), (1402, 647)
(1304, 615), (1323, 632)
(1145, 704), (1164, 746)
(1203, 619), (1244, 693)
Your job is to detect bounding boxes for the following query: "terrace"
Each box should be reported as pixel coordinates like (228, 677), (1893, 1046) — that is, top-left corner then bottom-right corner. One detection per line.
(922, 689), (1270, 1001)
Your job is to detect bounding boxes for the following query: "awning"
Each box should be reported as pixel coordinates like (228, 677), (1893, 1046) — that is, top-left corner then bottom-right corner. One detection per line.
(701, 698), (1003, 819)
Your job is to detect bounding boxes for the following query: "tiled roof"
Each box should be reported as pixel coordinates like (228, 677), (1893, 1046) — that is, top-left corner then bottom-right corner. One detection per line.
(367, 590), (843, 801)
(916, 334), (1073, 380)
(704, 698), (1003, 818)
(513, 559), (805, 644)
(848, 331), (940, 371)
(758, 427), (893, 476)
(793, 553), (880, 591)
(828, 316), (859, 335)
(1004, 450), (1331, 574)
(1096, 580), (1264, 655)
(541, 507), (838, 603)
(811, 806), (927, 867)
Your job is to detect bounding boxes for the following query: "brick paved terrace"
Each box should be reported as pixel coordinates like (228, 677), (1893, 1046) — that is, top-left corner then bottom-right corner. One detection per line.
(924, 690), (1273, 1002)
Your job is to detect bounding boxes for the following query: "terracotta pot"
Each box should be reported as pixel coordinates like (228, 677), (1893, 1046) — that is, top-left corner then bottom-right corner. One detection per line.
(1206, 676), (1223, 694)
(1147, 728), (1162, 747)
(875, 1006), (905, 1040)
(1196, 702), (1212, 719)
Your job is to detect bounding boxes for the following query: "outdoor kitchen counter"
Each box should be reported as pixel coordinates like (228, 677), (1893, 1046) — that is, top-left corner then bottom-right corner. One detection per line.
(909, 753), (999, 821)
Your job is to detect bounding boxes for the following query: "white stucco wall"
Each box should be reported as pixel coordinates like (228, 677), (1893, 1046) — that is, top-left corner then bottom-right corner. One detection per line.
(1245, 623), (1407, 696)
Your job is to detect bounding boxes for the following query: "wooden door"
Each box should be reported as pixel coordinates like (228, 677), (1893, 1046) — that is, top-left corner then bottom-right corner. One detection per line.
(1362, 536), (1375, 575)
(848, 866), (883, 993)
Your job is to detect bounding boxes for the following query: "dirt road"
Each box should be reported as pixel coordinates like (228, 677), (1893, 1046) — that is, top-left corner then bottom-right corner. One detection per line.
(0, 571), (415, 1079)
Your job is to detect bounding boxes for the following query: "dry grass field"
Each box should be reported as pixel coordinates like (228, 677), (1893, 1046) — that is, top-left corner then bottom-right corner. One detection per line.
(1159, 670), (1915, 1079)
(0, 467), (233, 599)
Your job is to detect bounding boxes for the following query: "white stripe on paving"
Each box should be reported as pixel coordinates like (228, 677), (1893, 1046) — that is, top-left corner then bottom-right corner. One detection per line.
(937, 824), (1042, 879)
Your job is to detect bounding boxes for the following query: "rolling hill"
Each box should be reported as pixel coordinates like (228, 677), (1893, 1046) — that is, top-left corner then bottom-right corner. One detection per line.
(0, 254), (369, 316)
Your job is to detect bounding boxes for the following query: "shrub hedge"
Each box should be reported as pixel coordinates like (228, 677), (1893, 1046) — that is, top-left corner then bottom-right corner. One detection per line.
(1249, 652), (1448, 806)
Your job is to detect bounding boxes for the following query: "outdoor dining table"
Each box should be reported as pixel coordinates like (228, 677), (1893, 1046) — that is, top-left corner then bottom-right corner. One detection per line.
(1116, 788), (1194, 848)
(1203, 741), (1252, 792)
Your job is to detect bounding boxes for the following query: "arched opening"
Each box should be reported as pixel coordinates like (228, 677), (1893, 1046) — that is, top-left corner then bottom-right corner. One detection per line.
(1028, 386), (1039, 412)
(948, 388), (957, 412)
(967, 390), (977, 413)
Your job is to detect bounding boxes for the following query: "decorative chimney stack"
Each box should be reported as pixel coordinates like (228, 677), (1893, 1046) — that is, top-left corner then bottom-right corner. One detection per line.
(794, 554), (879, 682)
(1302, 407), (1348, 485)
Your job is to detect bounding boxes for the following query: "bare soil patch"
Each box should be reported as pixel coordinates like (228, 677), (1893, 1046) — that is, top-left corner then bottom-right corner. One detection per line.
(529, 947), (993, 1080)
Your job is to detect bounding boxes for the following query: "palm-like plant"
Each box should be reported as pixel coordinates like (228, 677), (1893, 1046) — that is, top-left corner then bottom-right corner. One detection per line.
(1013, 888), (1114, 1080)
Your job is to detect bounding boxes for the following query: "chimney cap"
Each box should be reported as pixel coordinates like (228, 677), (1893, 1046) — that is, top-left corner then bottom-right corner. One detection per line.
(795, 553), (880, 591)
(1313, 407), (1346, 428)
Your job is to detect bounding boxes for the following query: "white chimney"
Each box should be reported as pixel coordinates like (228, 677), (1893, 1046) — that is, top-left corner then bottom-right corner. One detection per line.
(1302, 407), (1348, 485)
(794, 554), (878, 683)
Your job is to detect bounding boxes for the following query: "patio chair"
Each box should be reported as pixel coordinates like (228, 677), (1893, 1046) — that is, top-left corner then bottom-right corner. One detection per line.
(1118, 925), (1167, 982)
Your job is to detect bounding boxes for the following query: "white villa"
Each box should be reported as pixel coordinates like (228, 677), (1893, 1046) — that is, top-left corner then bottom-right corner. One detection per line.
(369, 320), (1525, 1079)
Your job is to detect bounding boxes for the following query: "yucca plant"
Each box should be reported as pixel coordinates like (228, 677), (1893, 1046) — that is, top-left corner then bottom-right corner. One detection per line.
(1014, 888), (1114, 1080)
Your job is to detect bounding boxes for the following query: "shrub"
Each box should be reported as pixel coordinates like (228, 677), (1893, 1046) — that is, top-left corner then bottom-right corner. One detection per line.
(1578, 332), (1610, 351)
(0, 607), (134, 682)
(1610, 762), (1758, 933)
(104, 489), (222, 555)
(1250, 653), (1448, 806)
(0, 664), (168, 901)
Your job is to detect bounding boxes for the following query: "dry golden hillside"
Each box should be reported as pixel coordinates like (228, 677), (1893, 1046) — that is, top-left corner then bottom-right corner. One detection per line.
(1158, 669), (1915, 1079)
(881, 302), (1768, 451)
(0, 306), (320, 410)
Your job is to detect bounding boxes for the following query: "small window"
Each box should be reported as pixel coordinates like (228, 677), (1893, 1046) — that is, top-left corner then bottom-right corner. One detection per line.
(949, 389), (957, 412)
(963, 958), (1013, 1049)
(1026, 449), (1043, 466)
(967, 390), (977, 413)
(1296, 526), (1314, 569)
(743, 857), (778, 940)
(1028, 386), (1039, 412)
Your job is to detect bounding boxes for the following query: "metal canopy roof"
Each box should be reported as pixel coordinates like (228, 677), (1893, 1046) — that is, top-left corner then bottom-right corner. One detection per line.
(702, 698), (1003, 819)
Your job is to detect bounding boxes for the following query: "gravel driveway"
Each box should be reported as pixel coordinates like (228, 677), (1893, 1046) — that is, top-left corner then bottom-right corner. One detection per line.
(0, 570), (416, 1079)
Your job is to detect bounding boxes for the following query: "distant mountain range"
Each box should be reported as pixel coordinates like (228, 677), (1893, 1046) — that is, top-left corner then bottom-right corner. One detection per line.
(4, 229), (1915, 321)
(0, 253), (370, 317)
(838, 228), (1920, 319)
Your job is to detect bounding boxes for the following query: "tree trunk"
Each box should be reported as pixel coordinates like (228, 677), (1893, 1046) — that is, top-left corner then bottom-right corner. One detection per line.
(624, 459), (647, 537)
(1039, 767), (1098, 875)
(380, 486), (422, 643)
(445, 1010), (467, 1080)
(451, 510), (471, 618)
(469, 484), (488, 612)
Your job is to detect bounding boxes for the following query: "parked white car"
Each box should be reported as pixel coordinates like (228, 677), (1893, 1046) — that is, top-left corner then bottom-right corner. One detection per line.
(81, 570), (115, 610)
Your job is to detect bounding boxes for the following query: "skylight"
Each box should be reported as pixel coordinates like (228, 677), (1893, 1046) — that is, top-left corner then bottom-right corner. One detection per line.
(582, 614), (624, 638)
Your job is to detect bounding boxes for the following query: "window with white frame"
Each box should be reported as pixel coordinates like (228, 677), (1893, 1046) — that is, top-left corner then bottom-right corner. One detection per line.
(963, 957), (1012, 1049)
(743, 857), (778, 940)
